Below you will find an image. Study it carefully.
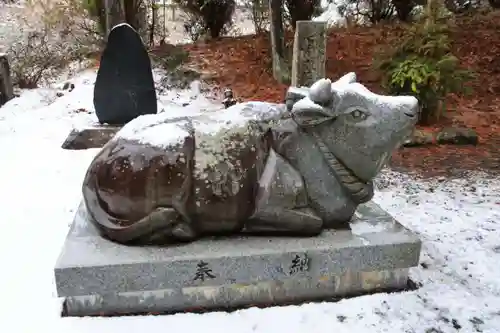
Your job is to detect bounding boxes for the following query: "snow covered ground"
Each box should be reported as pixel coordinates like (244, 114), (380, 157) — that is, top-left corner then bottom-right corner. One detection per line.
(0, 69), (499, 333)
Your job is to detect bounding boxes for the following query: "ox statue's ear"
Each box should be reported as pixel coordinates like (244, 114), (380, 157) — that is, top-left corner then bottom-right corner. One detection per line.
(285, 86), (309, 111)
(291, 97), (336, 128)
(309, 78), (333, 106)
(309, 78), (341, 111)
(332, 72), (357, 88)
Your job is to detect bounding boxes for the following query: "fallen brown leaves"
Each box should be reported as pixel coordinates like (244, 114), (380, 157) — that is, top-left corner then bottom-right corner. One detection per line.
(155, 12), (500, 177)
(182, 35), (290, 102)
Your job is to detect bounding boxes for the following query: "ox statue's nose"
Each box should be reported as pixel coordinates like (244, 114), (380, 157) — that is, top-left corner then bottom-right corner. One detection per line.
(404, 110), (417, 118)
(403, 97), (419, 119)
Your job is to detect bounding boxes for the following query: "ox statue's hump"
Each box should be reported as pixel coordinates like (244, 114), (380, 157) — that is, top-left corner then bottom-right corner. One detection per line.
(113, 101), (287, 149)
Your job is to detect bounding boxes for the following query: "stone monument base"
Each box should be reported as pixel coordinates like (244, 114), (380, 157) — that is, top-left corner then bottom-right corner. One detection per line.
(61, 126), (121, 150)
(54, 202), (421, 317)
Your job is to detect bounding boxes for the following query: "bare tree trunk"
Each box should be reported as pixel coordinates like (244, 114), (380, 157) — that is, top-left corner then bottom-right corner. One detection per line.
(92, 0), (107, 35)
(269, 0), (289, 84)
(123, 0), (149, 44)
(125, 0), (141, 30)
(149, 3), (158, 47)
(104, 0), (125, 38)
(426, 0), (439, 26)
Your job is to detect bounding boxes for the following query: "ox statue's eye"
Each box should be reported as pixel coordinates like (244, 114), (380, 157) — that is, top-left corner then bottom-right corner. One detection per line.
(349, 109), (368, 121)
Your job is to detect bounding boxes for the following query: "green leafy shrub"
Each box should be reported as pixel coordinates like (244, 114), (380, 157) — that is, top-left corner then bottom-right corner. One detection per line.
(284, 0), (323, 28)
(490, 0), (500, 9)
(392, 0), (418, 22)
(151, 45), (189, 72)
(150, 45), (200, 89)
(174, 0), (236, 41)
(375, 18), (475, 125)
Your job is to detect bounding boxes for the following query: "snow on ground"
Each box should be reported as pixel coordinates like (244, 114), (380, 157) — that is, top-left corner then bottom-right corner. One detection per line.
(0, 70), (499, 333)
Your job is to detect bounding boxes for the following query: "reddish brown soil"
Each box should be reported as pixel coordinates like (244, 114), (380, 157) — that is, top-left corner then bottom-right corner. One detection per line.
(155, 12), (500, 178)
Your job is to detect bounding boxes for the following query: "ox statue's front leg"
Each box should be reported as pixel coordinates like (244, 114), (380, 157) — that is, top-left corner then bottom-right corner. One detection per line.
(244, 149), (323, 236)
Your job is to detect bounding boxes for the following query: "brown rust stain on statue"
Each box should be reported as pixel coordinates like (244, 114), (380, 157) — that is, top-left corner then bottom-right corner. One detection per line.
(84, 137), (195, 228)
(82, 117), (274, 244)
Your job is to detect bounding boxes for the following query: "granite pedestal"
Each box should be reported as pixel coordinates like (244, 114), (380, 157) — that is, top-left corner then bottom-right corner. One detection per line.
(54, 202), (421, 316)
(61, 126), (121, 150)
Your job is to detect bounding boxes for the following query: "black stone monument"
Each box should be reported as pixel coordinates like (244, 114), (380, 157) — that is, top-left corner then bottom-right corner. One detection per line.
(94, 23), (157, 125)
(0, 54), (14, 107)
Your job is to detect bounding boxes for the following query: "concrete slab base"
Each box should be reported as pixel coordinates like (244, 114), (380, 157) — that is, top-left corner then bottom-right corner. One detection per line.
(54, 201), (421, 317)
(61, 126), (121, 150)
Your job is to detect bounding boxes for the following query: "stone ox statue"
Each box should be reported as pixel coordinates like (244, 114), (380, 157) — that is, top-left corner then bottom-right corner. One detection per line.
(83, 73), (418, 245)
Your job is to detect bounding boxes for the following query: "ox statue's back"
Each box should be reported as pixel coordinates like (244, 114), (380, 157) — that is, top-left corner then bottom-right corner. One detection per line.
(83, 73), (418, 245)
